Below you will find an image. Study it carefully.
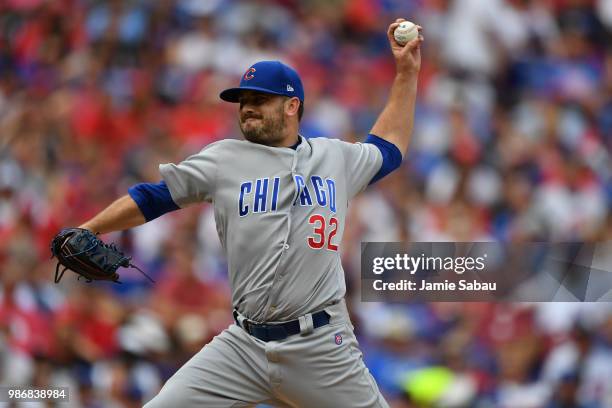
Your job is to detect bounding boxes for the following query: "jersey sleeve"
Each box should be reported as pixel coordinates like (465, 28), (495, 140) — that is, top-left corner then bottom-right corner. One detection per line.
(336, 140), (383, 198)
(158, 143), (219, 207)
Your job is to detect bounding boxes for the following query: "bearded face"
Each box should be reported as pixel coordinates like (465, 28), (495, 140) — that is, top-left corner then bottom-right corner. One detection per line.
(238, 92), (288, 146)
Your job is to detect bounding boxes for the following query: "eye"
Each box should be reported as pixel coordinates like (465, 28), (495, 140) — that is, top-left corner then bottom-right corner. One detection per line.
(239, 95), (269, 107)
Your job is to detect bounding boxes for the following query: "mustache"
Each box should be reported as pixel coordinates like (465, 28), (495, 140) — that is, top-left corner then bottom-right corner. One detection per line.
(240, 113), (263, 122)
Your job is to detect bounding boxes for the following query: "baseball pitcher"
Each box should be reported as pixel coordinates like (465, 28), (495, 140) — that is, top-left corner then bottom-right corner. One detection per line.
(53, 19), (422, 407)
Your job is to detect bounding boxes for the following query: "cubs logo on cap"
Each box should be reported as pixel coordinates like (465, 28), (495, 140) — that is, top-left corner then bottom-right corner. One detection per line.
(244, 67), (256, 81)
(220, 60), (304, 103)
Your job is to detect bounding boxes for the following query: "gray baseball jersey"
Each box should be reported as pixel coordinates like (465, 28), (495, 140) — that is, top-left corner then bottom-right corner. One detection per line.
(160, 136), (382, 321)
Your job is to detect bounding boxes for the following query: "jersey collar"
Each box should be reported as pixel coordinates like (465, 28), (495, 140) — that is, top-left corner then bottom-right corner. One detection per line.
(289, 136), (302, 150)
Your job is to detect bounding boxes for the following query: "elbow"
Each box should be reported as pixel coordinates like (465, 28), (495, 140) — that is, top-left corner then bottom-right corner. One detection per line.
(128, 181), (180, 222)
(365, 134), (404, 184)
(386, 133), (410, 158)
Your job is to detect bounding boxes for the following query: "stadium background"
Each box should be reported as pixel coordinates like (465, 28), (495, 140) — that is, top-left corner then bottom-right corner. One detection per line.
(0, 0), (611, 406)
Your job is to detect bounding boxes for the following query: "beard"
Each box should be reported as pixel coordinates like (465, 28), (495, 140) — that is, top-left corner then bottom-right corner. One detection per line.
(239, 106), (286, 146)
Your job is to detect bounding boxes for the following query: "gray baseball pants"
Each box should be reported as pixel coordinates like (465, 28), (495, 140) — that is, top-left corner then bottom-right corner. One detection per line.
(143, 300), (389, 408)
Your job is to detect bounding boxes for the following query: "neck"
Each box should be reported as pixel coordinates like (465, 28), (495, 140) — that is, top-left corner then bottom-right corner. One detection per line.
(277, 134), (299, 147)
(273, 123), (300, 147)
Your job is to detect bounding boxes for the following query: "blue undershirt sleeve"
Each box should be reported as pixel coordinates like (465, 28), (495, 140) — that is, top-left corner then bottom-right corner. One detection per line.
(365, 134), (403, 184)
(128, 180), (180, 222)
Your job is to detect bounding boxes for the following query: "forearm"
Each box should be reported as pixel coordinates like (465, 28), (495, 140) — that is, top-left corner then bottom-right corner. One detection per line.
(370, 73), (418, 156)
(79, 195), (146, 234)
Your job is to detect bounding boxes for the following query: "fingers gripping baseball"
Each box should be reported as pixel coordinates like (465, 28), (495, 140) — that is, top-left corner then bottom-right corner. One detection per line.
(387, 19), (423, 75)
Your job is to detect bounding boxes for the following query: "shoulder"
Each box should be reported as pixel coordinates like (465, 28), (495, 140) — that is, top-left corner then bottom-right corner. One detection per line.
(191, 139), (251, 160)
(307, 136), (351, 153)
(309, 136), (372, 148)
(308, 137), (376, 156)
(308, 136), (343, 147)
(199, 138), (244, 152)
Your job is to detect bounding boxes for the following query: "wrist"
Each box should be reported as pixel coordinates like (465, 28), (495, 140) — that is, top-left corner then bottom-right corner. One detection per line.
(394, 72), (419, 90)
(395, 71), (419, 83)
(78, 222), (98, 233)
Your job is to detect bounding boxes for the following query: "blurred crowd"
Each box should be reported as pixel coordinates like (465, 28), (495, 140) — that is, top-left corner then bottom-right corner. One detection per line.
(0, 0), (611, 407)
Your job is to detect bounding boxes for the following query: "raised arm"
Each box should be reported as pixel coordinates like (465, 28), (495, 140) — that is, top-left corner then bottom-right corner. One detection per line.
(79, 195), (146, 234)
(370, 19), (423, 156)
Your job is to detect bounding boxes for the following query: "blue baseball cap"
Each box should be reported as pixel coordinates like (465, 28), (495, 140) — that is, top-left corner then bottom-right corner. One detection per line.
(220, 60), (304, 103)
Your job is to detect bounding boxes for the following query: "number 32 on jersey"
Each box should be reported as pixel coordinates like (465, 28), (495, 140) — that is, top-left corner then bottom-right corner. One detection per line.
(308, 214), (339, 251)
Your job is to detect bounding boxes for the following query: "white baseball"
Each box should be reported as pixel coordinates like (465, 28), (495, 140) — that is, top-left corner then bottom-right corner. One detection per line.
(393, 21), (418, 45)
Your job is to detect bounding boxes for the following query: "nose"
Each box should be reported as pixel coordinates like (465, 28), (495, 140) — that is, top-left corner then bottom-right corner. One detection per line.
(240, 104), (261, 120)
(241, 104), (255, 114)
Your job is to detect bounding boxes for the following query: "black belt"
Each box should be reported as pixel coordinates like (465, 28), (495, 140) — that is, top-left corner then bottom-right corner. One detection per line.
(233, 310), (330, 342)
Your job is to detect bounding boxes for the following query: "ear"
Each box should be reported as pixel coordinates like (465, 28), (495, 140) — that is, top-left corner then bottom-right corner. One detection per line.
(284, 97), (300, 118)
